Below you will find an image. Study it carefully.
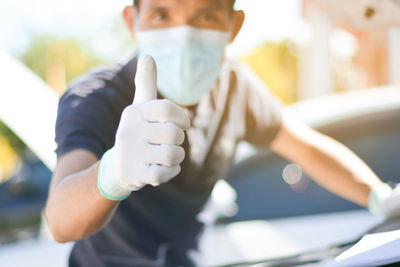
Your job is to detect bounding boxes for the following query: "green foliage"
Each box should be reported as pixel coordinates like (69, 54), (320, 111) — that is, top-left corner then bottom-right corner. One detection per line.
(0, 120), (25, 155)
(20, 36), (104, 93)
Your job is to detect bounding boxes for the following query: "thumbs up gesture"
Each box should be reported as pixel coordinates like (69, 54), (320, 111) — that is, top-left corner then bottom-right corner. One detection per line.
(97, 55), (190, 201)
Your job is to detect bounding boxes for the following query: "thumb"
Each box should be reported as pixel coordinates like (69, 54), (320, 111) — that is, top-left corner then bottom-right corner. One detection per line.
(134, 55), (158, 104)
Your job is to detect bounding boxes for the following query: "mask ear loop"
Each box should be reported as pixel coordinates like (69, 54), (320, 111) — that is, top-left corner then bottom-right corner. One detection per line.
(133, 8), (140, 53)
(133, 7), (141, 34)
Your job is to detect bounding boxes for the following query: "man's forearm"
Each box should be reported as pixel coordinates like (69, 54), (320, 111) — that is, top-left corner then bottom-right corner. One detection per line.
(271, 114), (384, 208)
(296, 131), (382, 207)
(45, 153), (119, 243)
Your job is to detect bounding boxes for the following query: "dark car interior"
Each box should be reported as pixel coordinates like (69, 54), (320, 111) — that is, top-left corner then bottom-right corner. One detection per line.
(0, 121), (51, 245)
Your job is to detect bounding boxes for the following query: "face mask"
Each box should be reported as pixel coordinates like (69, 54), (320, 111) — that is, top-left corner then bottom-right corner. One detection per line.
(136, 26), (230, 106)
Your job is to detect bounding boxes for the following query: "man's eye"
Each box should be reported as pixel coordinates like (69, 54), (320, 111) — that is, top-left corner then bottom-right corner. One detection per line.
(152, 12), (168, 21)
(200, 13), (216, 22)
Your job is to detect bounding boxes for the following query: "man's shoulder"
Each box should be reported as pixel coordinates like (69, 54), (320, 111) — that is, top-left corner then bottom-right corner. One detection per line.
(68, 64), (122, 91)
(222, 57), (242, 74)
(65, 57), (137, 99)
(222, 57), (261, 85)
(221, 57), (270, 95)
(57, 57), (137, 125)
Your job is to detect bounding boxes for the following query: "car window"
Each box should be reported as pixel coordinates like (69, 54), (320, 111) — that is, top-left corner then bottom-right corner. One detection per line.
(0, 120), (51, 245)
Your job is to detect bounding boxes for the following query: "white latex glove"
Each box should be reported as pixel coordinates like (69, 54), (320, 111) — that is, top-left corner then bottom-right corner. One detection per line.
(97, 55), (191, 201)
(369, 183), (400, 220)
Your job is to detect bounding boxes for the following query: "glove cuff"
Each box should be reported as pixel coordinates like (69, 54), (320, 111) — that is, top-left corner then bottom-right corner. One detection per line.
(368, 183), (392, 217)
(98, 149), (131, 201)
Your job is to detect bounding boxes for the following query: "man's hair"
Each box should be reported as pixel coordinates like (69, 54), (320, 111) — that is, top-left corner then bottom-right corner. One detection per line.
(133, 0), (235, 9)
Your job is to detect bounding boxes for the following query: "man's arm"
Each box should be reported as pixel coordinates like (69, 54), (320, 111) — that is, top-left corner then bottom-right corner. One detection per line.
(45, 149), (118, 243)
(269, 111), (383, 207)
(45, 56), (190, 243)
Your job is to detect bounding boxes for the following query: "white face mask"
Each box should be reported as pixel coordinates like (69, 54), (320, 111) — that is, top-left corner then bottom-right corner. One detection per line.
(136, 26), (230, 106)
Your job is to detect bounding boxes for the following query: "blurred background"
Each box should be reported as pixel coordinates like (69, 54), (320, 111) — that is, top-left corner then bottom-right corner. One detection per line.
(0, 0), (399, 264)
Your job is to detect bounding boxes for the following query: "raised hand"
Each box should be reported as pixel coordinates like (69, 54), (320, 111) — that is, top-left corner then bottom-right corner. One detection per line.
(98, 55), (190, 201)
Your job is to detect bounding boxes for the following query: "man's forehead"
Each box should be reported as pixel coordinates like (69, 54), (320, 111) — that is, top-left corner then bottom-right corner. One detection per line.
(140, 0), (232, 10)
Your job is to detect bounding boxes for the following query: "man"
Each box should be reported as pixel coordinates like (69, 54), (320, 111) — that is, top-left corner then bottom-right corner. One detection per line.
(44, 0), (400, 266)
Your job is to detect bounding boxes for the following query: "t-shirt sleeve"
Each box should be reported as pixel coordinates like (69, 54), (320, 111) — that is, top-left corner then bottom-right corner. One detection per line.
(55, 68), (132, 159)
(238, 62), (283, 148)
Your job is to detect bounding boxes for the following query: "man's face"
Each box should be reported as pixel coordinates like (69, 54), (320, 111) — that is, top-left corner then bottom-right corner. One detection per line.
(123, 0), (244, 41)
(122, 0), (243, 105)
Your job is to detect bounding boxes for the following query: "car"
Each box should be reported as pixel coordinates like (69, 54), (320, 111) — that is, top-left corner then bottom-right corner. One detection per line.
(227, 86), (400, 222)
(0, 51), (399, 266)
(0, 151), (51, 244)
(199, 86), (400, 266)
(0, 50), (57, 246)
(0, 51), (73, 265)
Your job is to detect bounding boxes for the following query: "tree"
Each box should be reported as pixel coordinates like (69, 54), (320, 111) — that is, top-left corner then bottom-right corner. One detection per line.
(0, 121), (25, 182)
(21, 36), (104, 95)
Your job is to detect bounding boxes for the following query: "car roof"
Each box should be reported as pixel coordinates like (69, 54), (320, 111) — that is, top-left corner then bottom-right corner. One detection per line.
(288, 86), (400, 129)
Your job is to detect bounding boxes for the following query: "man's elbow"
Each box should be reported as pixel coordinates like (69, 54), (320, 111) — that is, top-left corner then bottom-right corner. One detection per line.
(49, 223), (89, 243)
(46, 219), (74, 243)
(45, 208), (87, 243)
(52, 231), (73, 244)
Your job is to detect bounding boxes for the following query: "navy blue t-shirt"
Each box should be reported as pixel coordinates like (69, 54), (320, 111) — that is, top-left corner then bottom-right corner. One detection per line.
(56, 56), (282, 267)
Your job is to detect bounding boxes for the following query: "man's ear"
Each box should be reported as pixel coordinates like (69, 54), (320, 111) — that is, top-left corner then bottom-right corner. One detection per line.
(230, 10), (245, 42)
(123, 6), (136, 37)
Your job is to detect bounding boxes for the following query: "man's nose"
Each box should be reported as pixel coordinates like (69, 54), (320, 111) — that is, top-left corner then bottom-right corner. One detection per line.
(170, 16), (195, 28)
